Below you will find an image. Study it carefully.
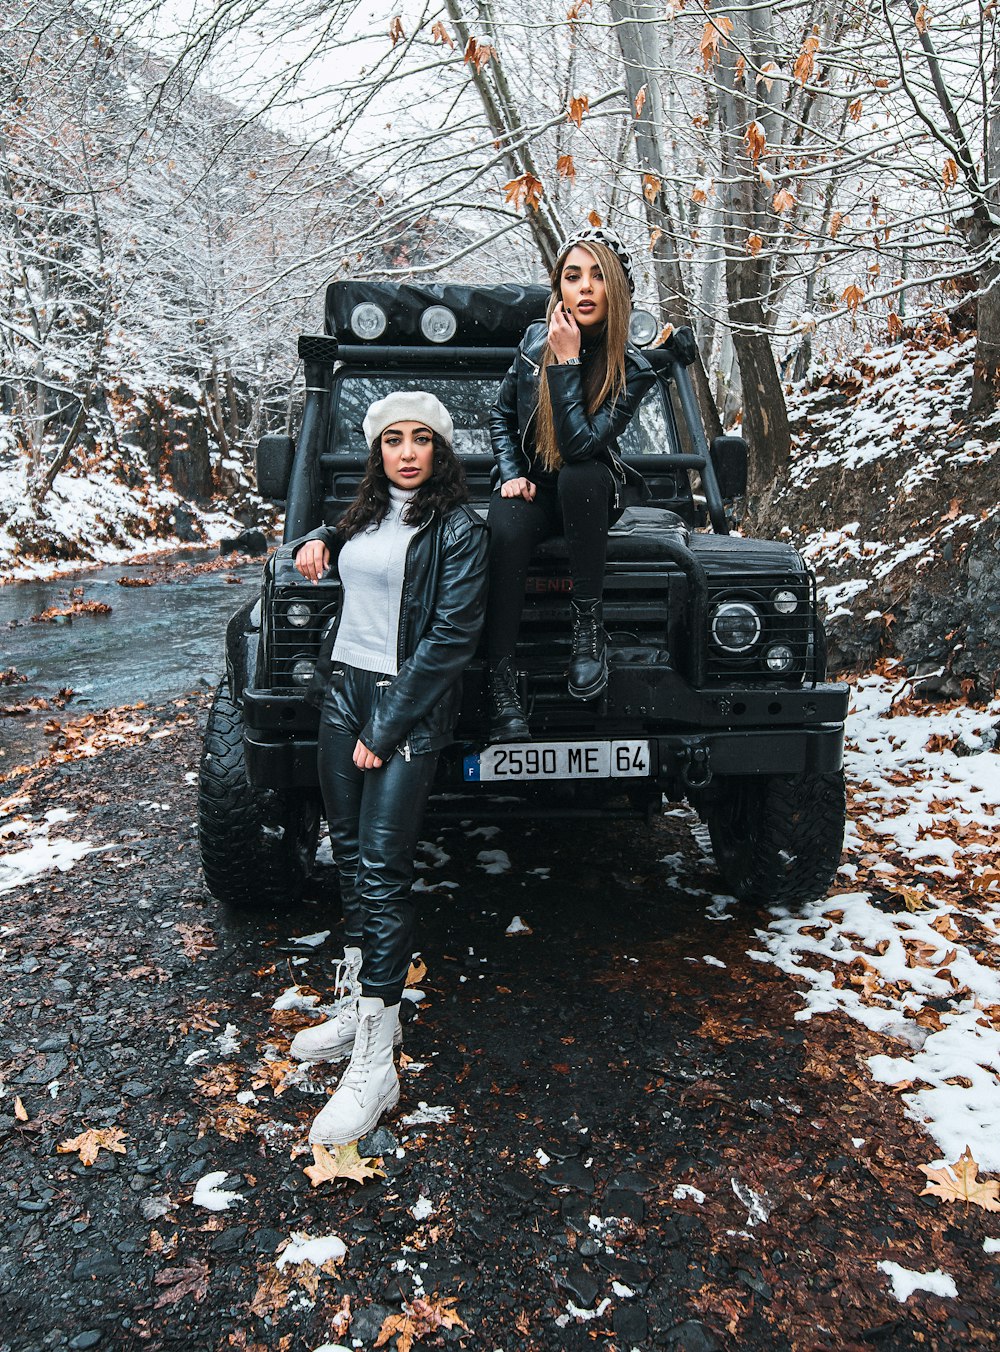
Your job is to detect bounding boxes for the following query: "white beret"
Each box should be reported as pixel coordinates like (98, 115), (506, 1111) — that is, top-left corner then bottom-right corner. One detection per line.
(362, 391), (454, 448)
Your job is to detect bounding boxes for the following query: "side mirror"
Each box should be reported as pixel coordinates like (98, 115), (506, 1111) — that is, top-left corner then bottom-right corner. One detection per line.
(710, 434), (748, 498)
(256, 435), (295, 500)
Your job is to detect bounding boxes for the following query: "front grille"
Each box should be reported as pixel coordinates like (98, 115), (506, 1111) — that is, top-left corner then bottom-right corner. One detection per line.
(268, 585), (339, 690)
(516, 569), (676, 676)
(704, 574), (815, 683)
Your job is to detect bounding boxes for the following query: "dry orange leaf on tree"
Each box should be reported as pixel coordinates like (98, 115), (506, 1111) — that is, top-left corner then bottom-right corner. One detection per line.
(919, 1147), (1000, 1211)
(389, 16), (404, 45)
(699, 17), (733, 70)
(842, 282), (866, 312)
(463, 36), (494, 71)
(744, 120), (766, 162)
(772, 188), (795, 213)
(642, 173), (661, 203)
(304, 1142), (384, 1187)
(430, 20), (453, 47)
(792, 29), (819, 85)
(58, 1126), (128, 1166)
(746, 233), (763, 256)
(587, 209), (602, 228)
(567, 94), (589, 128)
(942, 157), (959, 189)
(557, 153), (576, 181)
(376, 1296), (468, 1352)
(503, 173), (543, 212)
(634, 84), (647, 117)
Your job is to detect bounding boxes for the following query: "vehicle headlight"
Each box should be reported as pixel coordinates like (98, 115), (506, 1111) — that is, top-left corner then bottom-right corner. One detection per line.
(765, 643), (795, 673)
(711, 601), (762, 653)
(772, 589), (798, 614)
(628, 309), (659, 347)
(350, 302), (387, 340)
(286, 601), (312, 627)
(420, 305), (458, 343)
(290, 658), (316, 685)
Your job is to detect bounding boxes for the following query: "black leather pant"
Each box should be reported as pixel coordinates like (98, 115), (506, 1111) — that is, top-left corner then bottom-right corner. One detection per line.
(486, 459), (617, 659)
(317, 665), (440, 1005)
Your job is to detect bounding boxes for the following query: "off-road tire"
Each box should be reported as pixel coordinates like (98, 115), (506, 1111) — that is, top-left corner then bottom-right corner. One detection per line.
(702, 770), (846, 909)
(198, 683), (321, 909)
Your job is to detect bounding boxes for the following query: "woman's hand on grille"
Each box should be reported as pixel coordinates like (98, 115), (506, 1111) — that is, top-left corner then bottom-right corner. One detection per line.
(295, 540), (330, 583)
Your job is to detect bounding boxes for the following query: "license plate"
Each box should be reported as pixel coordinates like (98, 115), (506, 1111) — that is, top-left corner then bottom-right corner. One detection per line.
(463, 740), (651, 783)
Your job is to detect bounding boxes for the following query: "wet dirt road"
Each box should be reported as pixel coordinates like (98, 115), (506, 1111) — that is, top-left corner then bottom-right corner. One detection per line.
(1, 697), (996, 1352)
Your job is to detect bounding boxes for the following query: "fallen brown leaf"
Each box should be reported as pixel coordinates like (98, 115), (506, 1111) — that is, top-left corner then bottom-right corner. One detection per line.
(303, 1142), (384, 1187)
(57, 1127), (128, 1166)
(919, 1146), (1000, 1211)
(375, 1295), (468, 1352)
(153, 1258), (211, 1307)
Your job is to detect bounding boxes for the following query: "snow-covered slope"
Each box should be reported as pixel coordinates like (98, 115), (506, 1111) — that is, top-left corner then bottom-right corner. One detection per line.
(757, 325), (1000, 693)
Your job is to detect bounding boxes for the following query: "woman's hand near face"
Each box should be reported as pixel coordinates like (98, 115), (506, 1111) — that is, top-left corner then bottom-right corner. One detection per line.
(548, 305), (581, 363)
(295, 539), (330, 583)
(500, 477), (536, 501)
(353, 739), (383, 770)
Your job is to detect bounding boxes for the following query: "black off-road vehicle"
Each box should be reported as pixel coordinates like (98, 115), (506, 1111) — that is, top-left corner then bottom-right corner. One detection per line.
(198, 281), (849, 911)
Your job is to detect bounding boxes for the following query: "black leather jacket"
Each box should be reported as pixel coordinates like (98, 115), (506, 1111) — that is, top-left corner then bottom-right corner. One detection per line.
(488, 320), (657, 504)
(292, 504), (488, 759)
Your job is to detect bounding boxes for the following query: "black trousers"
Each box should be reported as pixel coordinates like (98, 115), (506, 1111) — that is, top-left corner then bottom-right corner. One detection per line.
(317, 665), (439, 1006)
(486, 459), (616, 659)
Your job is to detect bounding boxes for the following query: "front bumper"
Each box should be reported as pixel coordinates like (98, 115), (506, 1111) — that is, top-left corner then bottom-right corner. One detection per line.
(241, 679), (848, 792)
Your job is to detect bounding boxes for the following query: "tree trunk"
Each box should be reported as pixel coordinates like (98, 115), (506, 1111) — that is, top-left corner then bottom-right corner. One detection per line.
(970, 71), (1000, 411)
(726, 256), (791, 496)
(609, 0), (722, 440)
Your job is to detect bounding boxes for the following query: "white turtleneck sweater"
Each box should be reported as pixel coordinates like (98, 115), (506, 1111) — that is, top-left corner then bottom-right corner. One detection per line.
(331, 484), (420, 675)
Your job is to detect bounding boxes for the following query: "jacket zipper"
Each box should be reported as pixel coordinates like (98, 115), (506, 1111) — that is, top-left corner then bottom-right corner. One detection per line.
(394, 513), (435, 761)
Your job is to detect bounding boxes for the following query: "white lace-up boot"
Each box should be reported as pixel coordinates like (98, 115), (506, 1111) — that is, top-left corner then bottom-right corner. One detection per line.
(290, 946), (400, 1064)
(308, 997), (401, 1145)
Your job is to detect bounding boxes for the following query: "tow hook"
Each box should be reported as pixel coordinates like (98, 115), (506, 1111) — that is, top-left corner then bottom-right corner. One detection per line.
(680, 744), (712, 789)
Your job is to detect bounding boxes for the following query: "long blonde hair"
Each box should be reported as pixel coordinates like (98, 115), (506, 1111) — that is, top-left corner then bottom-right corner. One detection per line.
(534, 239), (631, 473)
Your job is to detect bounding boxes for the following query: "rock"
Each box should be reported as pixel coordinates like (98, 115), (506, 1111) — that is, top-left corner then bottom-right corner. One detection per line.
(18, 1054), (68, 1084)
(602, 1188), (645, 1222)
(608, 1168), (655, 1192)
(252, 1227), (283, 1254)
(666, 1320), (722, 1352)
(359, 1126), (398, 1157)
(539, 1158), (594, 1194)
(499, 1172), (537, 1203)
(68, 1334), (101, 1350)
(614, 1305), (648, 1342)
(350, 1304), (396, 1345)
(71, 1254), (121, 1281)
(219, 528), (268, 557)
(556, 1265), (601, 1308)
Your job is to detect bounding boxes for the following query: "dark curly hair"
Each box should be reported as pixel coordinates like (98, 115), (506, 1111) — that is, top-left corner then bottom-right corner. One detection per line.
(338, 430), (469, 540)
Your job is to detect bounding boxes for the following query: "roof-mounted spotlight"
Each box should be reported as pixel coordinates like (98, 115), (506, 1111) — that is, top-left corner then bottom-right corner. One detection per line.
(420, 305), (458, 344)
(628, 309), (659, 347)
(350, 302), (388, 341)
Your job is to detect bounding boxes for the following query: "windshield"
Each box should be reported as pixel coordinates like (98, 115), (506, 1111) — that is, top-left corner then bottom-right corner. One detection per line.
(330, 372), (678, 457)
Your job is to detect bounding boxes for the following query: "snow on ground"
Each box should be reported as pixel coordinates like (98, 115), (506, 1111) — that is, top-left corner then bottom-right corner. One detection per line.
(0, 462), (251, 582)
(0, 809), (115, 895)
(752, 671), (1000, 1170)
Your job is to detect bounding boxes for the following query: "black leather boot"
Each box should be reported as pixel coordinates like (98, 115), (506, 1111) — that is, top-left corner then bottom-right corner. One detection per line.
(567, 599), (608, 699)
(487, 657), (530, 743)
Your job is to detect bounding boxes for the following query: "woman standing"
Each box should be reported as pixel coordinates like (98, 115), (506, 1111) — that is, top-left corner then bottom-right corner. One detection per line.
(290, 392), (488, 1145)
(486, 228), (656, 742)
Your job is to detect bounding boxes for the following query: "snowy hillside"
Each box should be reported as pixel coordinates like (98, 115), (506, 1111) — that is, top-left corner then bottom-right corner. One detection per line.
(759, 323), (1000, 693)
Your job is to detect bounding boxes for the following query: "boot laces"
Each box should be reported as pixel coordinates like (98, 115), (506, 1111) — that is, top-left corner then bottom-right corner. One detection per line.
(340, 1015), (377, 1099)
(573, 606), (600, 657)
(491, 661), (521, 714)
